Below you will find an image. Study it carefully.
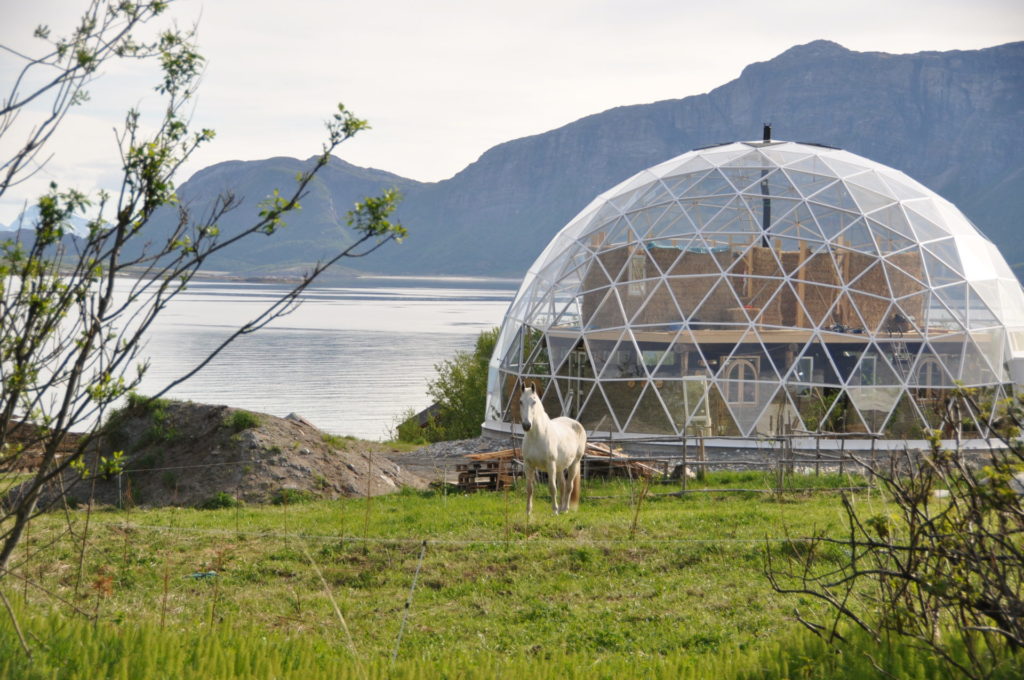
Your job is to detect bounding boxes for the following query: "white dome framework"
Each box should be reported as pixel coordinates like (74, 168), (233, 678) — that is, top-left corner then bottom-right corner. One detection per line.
(485, 139), (1024, 444)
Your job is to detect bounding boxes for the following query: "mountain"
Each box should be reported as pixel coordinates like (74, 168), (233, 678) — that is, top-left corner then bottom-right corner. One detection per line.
(163, 40), (1024, 278)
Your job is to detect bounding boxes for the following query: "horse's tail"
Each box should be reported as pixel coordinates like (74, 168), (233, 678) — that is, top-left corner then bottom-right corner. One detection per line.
(570, 421), (586, 511)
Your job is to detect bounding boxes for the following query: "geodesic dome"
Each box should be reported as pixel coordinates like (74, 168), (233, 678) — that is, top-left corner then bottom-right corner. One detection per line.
(485, 139), (1024, 443)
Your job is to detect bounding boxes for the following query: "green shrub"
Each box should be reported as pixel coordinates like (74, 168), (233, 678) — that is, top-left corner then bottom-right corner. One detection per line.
(225, 409), (261, 433)
(199, 492), (243, 510)
(396, 327), (498, 444)
(270, 488), (317, 505)
(322, 433), (357, 449)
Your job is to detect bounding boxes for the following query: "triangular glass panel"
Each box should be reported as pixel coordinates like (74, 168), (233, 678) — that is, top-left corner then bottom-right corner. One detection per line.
(849, 290), (892, 335)
(873, 338), (921, 381)
(959, 336), (1000, 385)
(541, 384), (564, 418)
(630, 180), (675, 210)
(661, 154), (715, 177)
(581, 329), (624, 379)
(844, 256), (885, 293)
(903, 206), (949, 244)
(702, 196), (753, 235)
(760, 168), (804, 199)
(755, 385), (801, 436)
(727, 272), (785, 319)
(820, 336), (866, 384)
(786, 154), (836, 176)
(720, 149), (771, 169)
(723, 379), (780, 437)
(783, 170), (837, 199)
(903, 199), (951, 235)
(690, 277), (746, 328)
(679, 169), (734, 198)
(595, 334), (642, 380)
(921, 249), (963, 288)
(657, 378), (707, 433)
(883, 391), (927, 437)
(828, 290), (873, 335)
(668, 275), (719, 319)
(594, 217), (633, 250)
(895, 291), (929, 332)
(624, 384), (676, 435)
(662, 170), (713, 199)
(815, 388), (851, 434)
(909, 344), (955, 389)
(923, 239), (964, 276)
(631, 279), (682, 327)
(971, 328), (1007, 381)
(583, 287), (626, 329)
(883, 253), (927, 296)
(521, 330), (551, 376)
(808, 181), (860, 212)
(867, 220), (916, 255)
(720, 166), (768, 193)
(869, 204), (915, 241)
(791, 337), (842, 386)
(966, 289), (1000, 330)
(845, 169), (897, 200)
(577, 382), (618, 433)
(822, 156), (872, 179)
(847, 385), (903, 432)
(704, 382), (741, 436)
(831, 218), (878, 254)
(846, 180), (896, 214)
(547, 298), (583, 332)
(500, 326), (526, 371)
(639, 329), (684, 379)
(798, 282), (841, 329)
(603, 379), (644, 432)
(548, 333), (583, 376)
(932, 283), (969, 328)
(878, 173), (927, 202)
(766, 202), (824, 242)
(646, 202), (697, 241)
(928, 333), (967, 382)
(625, 205), (673, 241)
(683, 196), (734, 232)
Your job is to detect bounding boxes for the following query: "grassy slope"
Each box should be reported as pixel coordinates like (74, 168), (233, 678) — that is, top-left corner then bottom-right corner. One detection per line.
(3, 471), (1015, 677)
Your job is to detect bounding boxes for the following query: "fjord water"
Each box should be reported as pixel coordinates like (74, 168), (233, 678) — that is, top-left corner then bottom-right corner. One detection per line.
(132, 277), (516, 440)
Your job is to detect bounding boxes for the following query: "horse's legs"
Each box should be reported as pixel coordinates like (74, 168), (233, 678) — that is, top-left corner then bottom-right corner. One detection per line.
(525, 467), (535, 518)
(547, 462), (560, 514)
(566, 459), (582, 511)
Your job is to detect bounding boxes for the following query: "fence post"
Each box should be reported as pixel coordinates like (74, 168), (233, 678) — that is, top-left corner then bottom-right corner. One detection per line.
(681, 437), (688, 492)
(697, 434), (706, 481)
(814, 435), (821, 476)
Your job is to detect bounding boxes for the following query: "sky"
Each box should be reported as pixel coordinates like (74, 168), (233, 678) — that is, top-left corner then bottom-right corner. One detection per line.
(1, 0), (1022, 224)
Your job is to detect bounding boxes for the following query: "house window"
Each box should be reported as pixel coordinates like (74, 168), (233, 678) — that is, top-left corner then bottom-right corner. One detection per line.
(917, 357), (944, 398)
(628, 254), (647, 297)
(723, 357), (758, 404)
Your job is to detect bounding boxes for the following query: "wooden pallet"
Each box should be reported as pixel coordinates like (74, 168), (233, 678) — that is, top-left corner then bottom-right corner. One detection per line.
(455, 459), (516, 492)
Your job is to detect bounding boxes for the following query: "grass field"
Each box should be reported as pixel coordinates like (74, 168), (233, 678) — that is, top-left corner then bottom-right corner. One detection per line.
(1, 470), (1018, 678)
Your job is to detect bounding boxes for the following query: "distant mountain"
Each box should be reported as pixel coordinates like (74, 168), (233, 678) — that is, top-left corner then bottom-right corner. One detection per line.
(160, 40), (1024, 278)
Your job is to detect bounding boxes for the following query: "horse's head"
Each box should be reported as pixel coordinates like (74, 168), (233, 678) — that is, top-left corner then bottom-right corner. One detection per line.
(519, 385), (542, 432)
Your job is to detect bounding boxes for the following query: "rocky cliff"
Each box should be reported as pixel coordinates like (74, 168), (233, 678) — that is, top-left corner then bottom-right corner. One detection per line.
(167, 40), (1024, 278)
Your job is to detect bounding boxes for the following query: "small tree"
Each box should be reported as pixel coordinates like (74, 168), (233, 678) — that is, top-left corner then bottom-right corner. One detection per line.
(766, 389), (1024, 679)
(0, 0), (405, 580)
(398, 327), (497, 443)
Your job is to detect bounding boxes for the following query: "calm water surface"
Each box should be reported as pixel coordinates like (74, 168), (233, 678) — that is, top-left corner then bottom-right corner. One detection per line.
(132, 277), (516, 440)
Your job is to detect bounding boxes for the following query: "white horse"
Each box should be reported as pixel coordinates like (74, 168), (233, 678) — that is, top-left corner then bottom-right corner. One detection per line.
(519, 386), (587, 516)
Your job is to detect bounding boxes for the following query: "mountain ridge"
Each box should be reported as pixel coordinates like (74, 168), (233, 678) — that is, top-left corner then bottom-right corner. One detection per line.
(158, 39), (1024, 278)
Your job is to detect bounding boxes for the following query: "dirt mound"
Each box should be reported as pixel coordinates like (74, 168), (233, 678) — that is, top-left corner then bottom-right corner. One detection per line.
(21, 400), (427, 509)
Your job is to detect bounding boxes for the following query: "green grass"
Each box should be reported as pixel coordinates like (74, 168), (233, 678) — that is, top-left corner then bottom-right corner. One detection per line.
(224, 409), (261, 433)
(2, 472), (1014, 678)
